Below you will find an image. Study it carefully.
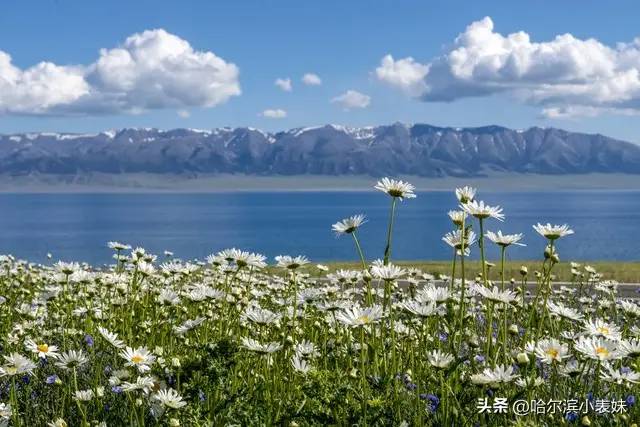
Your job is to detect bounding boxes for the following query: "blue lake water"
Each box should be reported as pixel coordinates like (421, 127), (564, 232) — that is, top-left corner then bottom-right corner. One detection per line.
(0, 191), (638, 265)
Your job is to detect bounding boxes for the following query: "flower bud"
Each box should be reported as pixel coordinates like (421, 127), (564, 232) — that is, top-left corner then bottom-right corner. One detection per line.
(516, 352), (530, 365)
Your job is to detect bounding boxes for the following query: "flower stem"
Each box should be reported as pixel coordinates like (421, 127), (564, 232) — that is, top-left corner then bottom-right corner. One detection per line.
(352, 231), (367, 271)
(478, 218), (488, 286)
(383, 197), (397, 265)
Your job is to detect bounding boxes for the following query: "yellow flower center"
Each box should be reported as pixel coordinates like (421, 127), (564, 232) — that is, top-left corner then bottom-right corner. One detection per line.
(595, 346), (609, 357)
(546, 349), (559, 359)
(357, 315), (372, 324)
(131, 355), (144, 364)
(37, 344), (49, 353)
(597, 327), (609, 336)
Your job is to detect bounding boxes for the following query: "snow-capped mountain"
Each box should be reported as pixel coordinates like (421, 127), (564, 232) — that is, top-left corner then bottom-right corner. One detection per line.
(1, 123), (639, 176)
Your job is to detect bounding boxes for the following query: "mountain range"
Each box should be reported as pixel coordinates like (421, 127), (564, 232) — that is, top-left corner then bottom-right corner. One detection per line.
(1, 123), (639, 177)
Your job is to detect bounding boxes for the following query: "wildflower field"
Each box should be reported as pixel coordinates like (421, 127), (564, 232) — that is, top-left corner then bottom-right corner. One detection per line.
(0, 179), (638, 427)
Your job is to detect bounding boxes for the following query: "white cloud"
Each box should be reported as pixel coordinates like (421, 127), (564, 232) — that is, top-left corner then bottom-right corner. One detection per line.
(0, 52), (90, 114)
(260, 108), (287, 118)
(331, 90), (371, 110)
(302, 73), (322, 86)
(275, 77), (292, 92)
(374, 16), (640, 117)
(177, 109), (191, 118)
(0, 29), (240, 115)
(375, 55), (428, 96)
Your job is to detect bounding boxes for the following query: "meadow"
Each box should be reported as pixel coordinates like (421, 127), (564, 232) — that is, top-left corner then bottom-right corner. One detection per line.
(315, 261), (640, 284)
(0, 179), (638, 426)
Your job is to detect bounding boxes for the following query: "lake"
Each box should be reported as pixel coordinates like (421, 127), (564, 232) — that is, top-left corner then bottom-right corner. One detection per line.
(0, 191), (638, 265)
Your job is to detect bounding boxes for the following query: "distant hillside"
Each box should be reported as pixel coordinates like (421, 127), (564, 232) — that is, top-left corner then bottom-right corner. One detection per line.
(1, 123), (639, 177)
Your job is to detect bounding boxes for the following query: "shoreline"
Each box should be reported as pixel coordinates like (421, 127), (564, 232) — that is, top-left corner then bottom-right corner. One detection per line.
(0, 172), (639, 193)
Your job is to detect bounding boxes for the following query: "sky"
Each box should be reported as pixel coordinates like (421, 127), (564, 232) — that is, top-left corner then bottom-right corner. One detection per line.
(2, 0), (640, 142)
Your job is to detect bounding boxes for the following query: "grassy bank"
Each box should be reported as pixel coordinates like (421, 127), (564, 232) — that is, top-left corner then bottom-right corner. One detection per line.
(314, 260), (640, 282)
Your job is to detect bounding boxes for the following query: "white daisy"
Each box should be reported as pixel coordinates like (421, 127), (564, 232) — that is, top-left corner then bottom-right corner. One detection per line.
(416, 286), (451, 303)
(455, 186), (477, 203)
(370, 263), (405, 281)
(427, 349), (455, 369)
(294, 340), (319, 358)
(121, 376), (156, 394)
(558, 359), (585, 378)
(335, 305), (384, 327)
(470, 365), (519, 386)
(240, 338), (283, 354)
(472, 285), (517, 304)
(620, 300), (640, 317)
(275, 255), (310, 269)
(25, 339), (60, 359)
(0, 353), (36, 377)
(97, 327), (125, 349)
(332, 214), (367, 235)
(547, 301), (584, 322)
(442, 230), (477, 253)
(153, 388), (187, 409)
(583, 319), (622, 341)
(374, 177), (416, 199)
(532, 223), (574, 240)
(619, 338), (640, 357)
(73, 389), (94, 402)
(0, 402), (11, 421)
(108, 242), (131, 251)
(461, 200), (505, 221)
(120, 347), (156, 373)
(173, 317), (206, 336)
(399, 300), (445, 317)
(242, 307), (282, 325)
(600, 366), (640, 385)
(291, 355), (312, 374)
(534, 338), (569, 364)
(574, 336), (621, 361)
(55, 350), (89, 371)
(485, 231), (525, 247)
(447, 210), (467, 227)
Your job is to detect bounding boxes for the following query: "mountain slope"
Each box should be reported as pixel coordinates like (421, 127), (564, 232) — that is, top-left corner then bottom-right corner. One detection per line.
(1, 123), (639, 177)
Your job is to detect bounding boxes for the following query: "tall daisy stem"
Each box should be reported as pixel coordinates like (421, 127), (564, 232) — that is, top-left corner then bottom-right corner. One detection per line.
(383, 197), (397, 265)
(478, 218), (488, 286)
(499, 246), (509, 362)
(359, 326), (368, 425)
(457, 219), (467, 349)
(352, 231), (367, 270)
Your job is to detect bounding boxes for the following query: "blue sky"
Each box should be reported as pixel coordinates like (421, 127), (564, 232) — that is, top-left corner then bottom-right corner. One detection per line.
(2, 0), (640, 142)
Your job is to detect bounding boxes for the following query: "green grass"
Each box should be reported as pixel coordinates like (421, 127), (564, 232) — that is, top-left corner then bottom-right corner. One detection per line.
(312, 260), (640, 282)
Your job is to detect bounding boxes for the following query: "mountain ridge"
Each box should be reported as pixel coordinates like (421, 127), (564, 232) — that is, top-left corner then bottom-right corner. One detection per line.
(1, 123), (639, 177)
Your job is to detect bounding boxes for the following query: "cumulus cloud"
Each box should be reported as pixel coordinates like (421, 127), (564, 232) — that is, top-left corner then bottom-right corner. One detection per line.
(275, 78), (292, 92)
(331, 90), (371, 110)
(260, 108), (287, 118)
(375, 55), (428, 96)
(302, 73), (322, 86)
(374, 16), (640, 117)
(0, 29), (241, 115)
